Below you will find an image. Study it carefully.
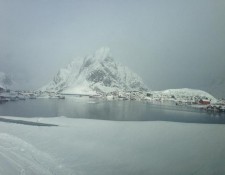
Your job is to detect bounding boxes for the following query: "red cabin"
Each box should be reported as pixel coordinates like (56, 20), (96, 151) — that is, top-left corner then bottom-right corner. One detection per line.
(199, 99), (210, 105)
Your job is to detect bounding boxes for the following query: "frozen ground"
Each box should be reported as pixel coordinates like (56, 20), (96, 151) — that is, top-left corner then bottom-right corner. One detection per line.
(0, 116), (225, 175)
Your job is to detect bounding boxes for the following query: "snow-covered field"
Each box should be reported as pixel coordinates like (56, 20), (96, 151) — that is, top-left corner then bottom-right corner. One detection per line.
(0, 116), (225, 175)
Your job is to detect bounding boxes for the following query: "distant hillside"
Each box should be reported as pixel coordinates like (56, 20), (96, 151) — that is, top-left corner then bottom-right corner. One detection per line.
(152, 88), (217, 102)
(0, 72), (14, 90)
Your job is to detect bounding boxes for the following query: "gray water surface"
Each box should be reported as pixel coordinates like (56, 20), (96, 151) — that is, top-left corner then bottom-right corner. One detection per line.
(0, 97), (225, 124)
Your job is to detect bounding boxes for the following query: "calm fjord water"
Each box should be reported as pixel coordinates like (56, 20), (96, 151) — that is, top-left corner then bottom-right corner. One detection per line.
(0, 97), (225, 124)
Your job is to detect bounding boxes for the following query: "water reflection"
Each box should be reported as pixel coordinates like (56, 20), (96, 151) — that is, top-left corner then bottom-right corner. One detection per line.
(0, 98), (225, 124)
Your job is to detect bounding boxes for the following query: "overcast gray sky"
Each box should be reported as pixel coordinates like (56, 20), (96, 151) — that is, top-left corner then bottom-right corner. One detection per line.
(0, 0), (225, 91)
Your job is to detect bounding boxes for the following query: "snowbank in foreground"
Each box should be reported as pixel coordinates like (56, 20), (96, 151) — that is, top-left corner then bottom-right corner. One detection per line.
(0, 133), (67, 175)
(1, 116), (225, 175)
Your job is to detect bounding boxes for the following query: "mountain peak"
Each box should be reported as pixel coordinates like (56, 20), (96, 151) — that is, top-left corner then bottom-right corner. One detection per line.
(40, 48), (148, 94)
(94, 47), (111, 60)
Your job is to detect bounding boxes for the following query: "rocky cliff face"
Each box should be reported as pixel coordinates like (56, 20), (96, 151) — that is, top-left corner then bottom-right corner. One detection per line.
(41, 47), (148, 94)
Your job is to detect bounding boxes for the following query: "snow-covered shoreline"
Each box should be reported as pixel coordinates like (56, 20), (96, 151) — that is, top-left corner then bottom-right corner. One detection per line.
(1, 116), (225, 175)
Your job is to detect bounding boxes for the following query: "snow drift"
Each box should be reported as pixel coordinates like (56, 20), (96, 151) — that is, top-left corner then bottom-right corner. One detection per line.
(1, 116), (225, 175)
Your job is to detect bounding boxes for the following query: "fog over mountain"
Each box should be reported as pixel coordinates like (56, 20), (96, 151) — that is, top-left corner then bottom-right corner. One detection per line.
(0, 72), (14, 90)
(41, 47), (147, 94)
(1, 0), (225, 97)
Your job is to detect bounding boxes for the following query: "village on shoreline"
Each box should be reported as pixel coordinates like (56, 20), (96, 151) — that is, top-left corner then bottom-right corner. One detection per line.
(1, 87), (225, 114)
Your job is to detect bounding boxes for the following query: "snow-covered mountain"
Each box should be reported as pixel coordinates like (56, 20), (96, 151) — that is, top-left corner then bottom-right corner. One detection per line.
(0, 72), (14, 90)
(151, 88), (217, 103)
(41, 47), (148, 94)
